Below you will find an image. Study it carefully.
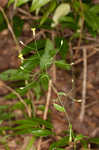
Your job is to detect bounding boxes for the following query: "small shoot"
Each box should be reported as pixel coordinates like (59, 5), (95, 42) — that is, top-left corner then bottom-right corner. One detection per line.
(53, 103), (66, 112)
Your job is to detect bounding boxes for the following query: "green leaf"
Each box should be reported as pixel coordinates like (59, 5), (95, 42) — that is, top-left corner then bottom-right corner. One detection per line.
(57, 92), (66, 96)
(53, 103), (65, 112)
(74, 134), (86, 142)
(55, 60), (71, 70)
(13, 16), (24, 37)
(52, 3), (71, 27)
(16, 0), (30, 7)
(0, 12), (7, 32)
(30, 0), (51, 12)
(8, 0), (14, 7)
(90, 4), (99, 14)
(32, 82), (41, 100)
(0, 111), (14, 121)
(40, 39), (56, 70)
(49, 136), (69, 150)
(55, 37), (69, 59)
(81, 139), (88, 149)
(40, 73), (49, 90)
(59, 16), (79, 30)
(31, 129), (53, 136)
(88, 137), (99, 145)
(21, 55), (39, 73)
(0, 126), (12, 133)
(0, 69), (29, 81)
(14, 118), (52, 129)
(84, 10), (99, 32)
(14, 128), (53, 136)
(8, 0), (31, 7)
(40, 0), (56, 25)
(21, 39), (45, 55)
(0, 105), (9, 110)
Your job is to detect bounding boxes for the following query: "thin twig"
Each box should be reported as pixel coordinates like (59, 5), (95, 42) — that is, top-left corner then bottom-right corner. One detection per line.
(43, 80), (52, 120)
(73, 44), (99, 50)
(52, 63), (56, 83)
(51, 31), (56, 83)
(37, 80), (52, 150)
(52, 84), (71, 125)
(73, 49), (97, 65)
(85, 100), (99, 109)
(4, 83), (31, 117)
(75, 0), (84, 57)
(17, 7), (40, 20)
(0, 6), (20, 52)
(79, 48), (87, 122)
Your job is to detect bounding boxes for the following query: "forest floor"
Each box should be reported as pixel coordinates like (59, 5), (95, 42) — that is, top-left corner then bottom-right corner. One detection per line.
(0, 18), (99, 150)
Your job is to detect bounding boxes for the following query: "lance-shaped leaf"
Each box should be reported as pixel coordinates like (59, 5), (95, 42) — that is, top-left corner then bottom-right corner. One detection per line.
(30, 0), (51, 12)
(52, 3), (71, 27)
(40, 39), (57, 70)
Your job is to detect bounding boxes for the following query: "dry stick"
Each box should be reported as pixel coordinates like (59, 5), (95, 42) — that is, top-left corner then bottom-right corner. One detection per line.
(79, 48), (87, 122)
(37, 80), (52, 150)
(85, 100), (99, 109)
(0, 7), (32, 117)
(73, 44), (99, 50)
(51, 32), (56, 83)
(0, 6), (20, 52)
(17, 8), (40, 20)
(52, 84), (71, 125)
(73, 49), (97, 65)
(4, 83), (31, 117)
(75, 0), (84, 57)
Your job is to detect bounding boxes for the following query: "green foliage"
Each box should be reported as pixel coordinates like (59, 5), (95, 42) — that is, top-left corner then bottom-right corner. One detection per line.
(30, 0), (51, 12)
(40, 39), (57, 70)
(21, 39), (45, 55)
(60, 16), (79, 30)
(84, 9), (99, 32)
(0, 69), (30, 81)
(53, 103), (65, 112)
(0, 12), (7, 32)
(1, 1), (99, 149)
(14, 118), (52, 129)
(11, 118), (53, 136)
(88, 137), (99, 145)
(21, 55), (39, 73)
(55, 37), (69, 59)
(8, 0), (31, 7)
(40, 73), (49, 90)
(55, 60), (71, 70)
(51, 3), (71, 27)
(13, 16), (24, 37)
(49, 136), (69, 150)
(40, 0), (56, 25)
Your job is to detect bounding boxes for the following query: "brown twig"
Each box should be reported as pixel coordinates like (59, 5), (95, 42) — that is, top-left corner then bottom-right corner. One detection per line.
(73, 49), (97, 65)
(3, 83), (31, 117)
(79, 48), (87, 122)
(85, 100), (99, 109)
(75, 0), (84, 57)
(37, 80), (52, 150)
(0, 6), (21, 52)
(73, 43), (99, 50)
(17, 7), (40, 20)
